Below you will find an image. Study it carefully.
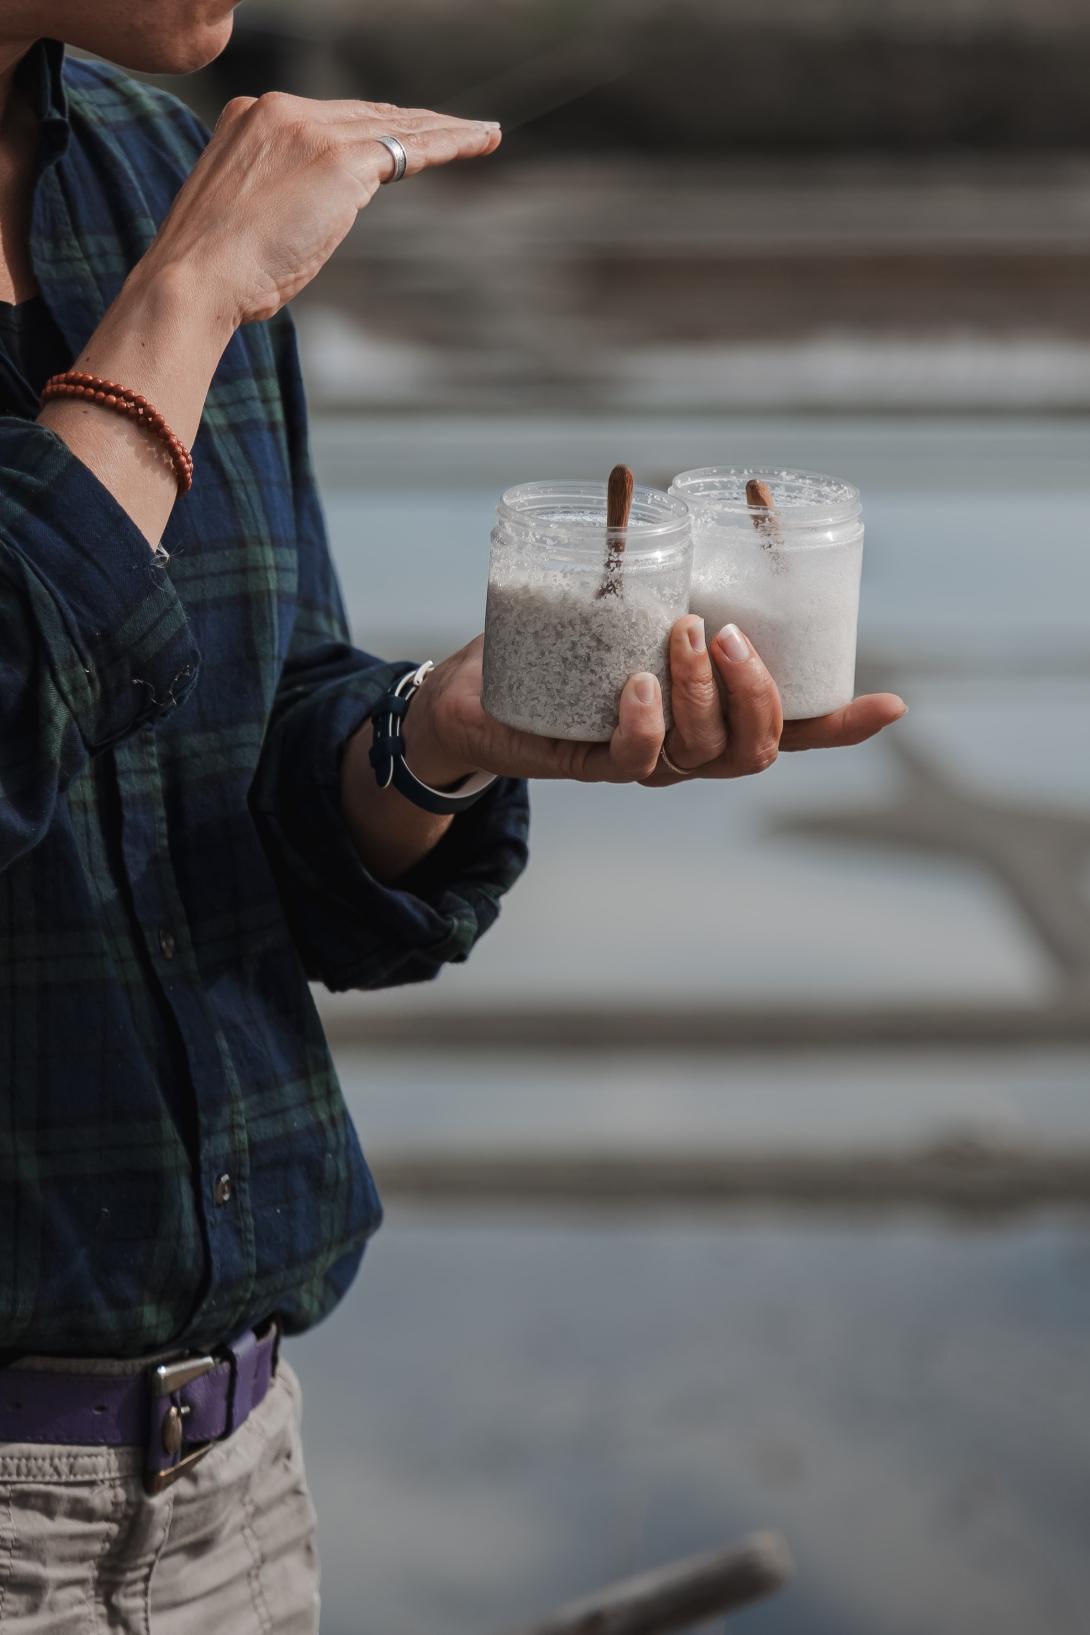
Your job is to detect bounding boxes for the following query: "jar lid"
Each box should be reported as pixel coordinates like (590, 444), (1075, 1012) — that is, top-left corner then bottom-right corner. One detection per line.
(670, 467), (861, 530)
(497, 479), (690, 554)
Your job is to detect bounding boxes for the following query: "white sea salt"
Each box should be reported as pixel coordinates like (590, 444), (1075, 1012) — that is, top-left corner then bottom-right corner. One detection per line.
(690, 542), (863, 719)
(482, 574), (676, 741)
(481, 479), (692, 743)
(672, 468), (865, 721)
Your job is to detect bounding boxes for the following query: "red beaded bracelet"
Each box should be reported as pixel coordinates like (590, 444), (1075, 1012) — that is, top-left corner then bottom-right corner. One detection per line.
(39, 370), (194, 496)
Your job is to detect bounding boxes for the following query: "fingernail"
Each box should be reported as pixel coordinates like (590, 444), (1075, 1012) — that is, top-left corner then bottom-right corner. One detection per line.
(480, 120), (502, 130)
(717, 623), (750, 663)
(635, 674), (658, 706)
(686, 617), (706, 654)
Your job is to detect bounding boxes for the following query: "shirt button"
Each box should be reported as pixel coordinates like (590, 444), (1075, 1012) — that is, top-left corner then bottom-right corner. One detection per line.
(213, 1173), (233, 1207)
(158, 926), (176, 961)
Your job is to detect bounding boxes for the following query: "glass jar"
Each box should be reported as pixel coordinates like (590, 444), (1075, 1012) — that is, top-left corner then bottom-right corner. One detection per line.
(482, 479), (692, 741)
(669, 467), (864, 720)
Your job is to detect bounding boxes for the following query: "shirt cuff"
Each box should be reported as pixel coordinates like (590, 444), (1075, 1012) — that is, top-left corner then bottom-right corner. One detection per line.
(253, 663), (530, 992)
(0, 420), (199, 749)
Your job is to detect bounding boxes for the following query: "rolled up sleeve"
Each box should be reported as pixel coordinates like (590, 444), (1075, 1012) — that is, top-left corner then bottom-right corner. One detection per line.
(0, 419), (200, 871)
(0, 419), (199, 750)
(251, 643), (529, 992)
(250, 311), (529, 991)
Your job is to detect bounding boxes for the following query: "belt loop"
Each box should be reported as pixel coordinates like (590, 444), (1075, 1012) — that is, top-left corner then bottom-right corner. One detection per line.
(225, 1327), (260, 1438)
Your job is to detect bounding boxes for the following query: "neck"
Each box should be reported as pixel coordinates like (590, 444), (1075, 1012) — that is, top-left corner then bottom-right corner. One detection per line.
(0, 41), (39, 304)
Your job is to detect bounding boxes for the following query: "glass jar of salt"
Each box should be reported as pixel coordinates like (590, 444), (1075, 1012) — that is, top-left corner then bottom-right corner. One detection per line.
(670, 467), (864, 720)
(482, 478), (692, 741)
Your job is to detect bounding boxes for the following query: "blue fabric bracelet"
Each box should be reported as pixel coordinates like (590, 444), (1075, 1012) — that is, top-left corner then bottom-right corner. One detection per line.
(369, 662), (497, 817)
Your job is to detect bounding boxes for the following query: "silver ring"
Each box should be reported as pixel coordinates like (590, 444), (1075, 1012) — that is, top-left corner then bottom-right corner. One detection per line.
(374, 134), (408, 184)
(659, 742), (693, 778)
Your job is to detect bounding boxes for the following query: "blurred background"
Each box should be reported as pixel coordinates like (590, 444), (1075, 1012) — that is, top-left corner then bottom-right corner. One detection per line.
(160, 2), (1089, 1631)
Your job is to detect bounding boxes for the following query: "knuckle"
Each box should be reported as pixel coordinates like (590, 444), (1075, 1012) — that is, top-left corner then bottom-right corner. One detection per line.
(257, 90), (295, 118)
(218, 95), (255, 125)
(316, 133), (348, 166)
(621, 736), (662, 782)
(556, 741), (592, 782)
(674, 673), (719, 713)
(746, 740), (780, 776)
(688, 731), (726, 765)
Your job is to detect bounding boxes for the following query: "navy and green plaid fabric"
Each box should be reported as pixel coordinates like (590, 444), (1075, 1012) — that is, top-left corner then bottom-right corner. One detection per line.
(0, 41), (529, 1358)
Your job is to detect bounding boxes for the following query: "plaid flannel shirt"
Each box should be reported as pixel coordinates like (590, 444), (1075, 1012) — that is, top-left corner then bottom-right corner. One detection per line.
(0, 40), (529, 1357)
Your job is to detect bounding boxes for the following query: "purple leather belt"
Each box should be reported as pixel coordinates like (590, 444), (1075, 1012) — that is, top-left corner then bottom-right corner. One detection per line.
(0, 1320), (279, 1494)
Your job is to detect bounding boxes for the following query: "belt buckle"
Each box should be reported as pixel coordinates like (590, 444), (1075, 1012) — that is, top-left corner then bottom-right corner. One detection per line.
(145, 1352), (217, 1495)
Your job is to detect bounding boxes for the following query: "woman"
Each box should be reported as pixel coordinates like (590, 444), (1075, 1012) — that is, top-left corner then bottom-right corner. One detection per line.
(0, 3), (904, 1629)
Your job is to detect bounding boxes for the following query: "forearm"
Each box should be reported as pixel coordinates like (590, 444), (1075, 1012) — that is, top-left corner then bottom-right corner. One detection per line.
(340, 712), (467, 884)
(339, 666), (500, 882)
(36, 260), (234, 551)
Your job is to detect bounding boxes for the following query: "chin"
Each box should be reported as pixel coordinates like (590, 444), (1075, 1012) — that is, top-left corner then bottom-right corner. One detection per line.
(115, 13), (236, 75)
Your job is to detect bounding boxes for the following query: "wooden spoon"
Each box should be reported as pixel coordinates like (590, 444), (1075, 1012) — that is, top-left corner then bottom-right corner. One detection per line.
(746, 475), (784, 568)
(597, 463), (635, 599)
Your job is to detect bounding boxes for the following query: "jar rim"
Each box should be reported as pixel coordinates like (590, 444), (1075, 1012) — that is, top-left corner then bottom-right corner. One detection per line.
(670, 466), (862, 528)
(497, 479), (691, 545)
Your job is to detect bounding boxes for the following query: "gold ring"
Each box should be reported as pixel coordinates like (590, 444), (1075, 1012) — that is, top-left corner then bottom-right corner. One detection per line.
(659, 742), (693, 778)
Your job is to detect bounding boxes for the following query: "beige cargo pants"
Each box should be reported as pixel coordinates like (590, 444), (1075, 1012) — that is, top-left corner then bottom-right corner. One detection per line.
(0, 1357), (319, 1633)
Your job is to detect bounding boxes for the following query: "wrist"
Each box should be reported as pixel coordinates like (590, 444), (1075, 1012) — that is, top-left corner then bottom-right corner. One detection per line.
(401, 688), (479, 791)
(121, 255), (238, 359)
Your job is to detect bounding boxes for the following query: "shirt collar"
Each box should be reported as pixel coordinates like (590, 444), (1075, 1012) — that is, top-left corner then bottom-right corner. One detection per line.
(17, 38), (69, 166)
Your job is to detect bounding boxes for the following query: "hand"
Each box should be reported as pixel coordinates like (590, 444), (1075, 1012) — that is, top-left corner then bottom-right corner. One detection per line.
(639, 615), (907, 786)
(140, 93), (503, 328)
(401, 622), (907, 790)
(39, 96), (501, 554)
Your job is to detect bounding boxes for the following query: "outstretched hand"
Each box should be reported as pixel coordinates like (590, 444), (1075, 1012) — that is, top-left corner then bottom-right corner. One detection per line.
(403, 620), (906, 790)
(145, 92), (503, 328)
